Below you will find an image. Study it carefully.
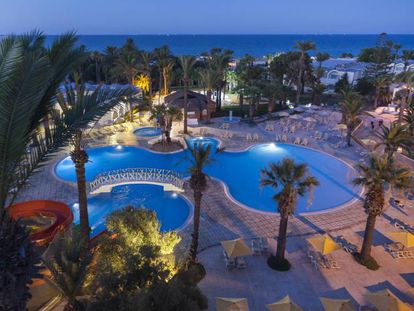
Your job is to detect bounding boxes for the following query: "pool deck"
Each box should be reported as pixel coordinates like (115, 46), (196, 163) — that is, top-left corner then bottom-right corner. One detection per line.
(15, 113), (414, 310)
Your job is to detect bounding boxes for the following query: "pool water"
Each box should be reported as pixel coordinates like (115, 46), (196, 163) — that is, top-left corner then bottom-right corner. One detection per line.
(56, 138), (361, 232)
(134, 127), (162, 137)
(222, 117), (241, 123)
(70, 184), (191, 237)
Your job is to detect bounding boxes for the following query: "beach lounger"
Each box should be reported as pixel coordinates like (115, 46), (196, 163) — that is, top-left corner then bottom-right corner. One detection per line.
(253, 133), (259, 141)
(251, 239), (262, 256)
(246, 133), (252, 141)
(301, 138), (309, 146)
(293, 137), (301, 145)
(236, 257), (247, 269)
(282, 135), (288, 142)
(223, 250), (236, 270)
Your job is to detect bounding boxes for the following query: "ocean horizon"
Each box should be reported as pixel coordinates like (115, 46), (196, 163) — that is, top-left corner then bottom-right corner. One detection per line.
(2, 34), (414, 57)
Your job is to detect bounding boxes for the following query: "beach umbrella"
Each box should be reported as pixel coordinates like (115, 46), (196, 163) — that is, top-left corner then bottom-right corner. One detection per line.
(221, 238), (252, 258)
(216, 297), (249, 311)
(336, 124), (347, 130)
(294, 106), (305, 112)
(276, 111), (290, 117)
(307, 235), (341, 255)
(365, 289), (413, 311)
(320, 297), (356, 311)
(289, 114), (303, 120)
(266, 295), (303, 311)
(387, 232), (414, 248)
(303, 117), (317, 123)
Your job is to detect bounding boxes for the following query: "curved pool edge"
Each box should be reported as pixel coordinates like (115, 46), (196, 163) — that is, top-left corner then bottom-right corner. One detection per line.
(213, 176), (364, 217)
(53, 140), (364, 217)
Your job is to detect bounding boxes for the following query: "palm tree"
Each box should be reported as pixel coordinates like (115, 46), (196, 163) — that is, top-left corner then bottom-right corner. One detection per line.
(199, 68), (219, 123)
(149, 104), (182, 145)
(353, 157), (413, 267)
(0, 31), (84, 310)
(102, 46), (119, 83)
(114, 52), (139, 120)
(261, 158), (319, 270)
(339, 90), (364, 146)
(206, 49), (233, 111)
(403, 103), (414, 136)
(185, 141), (219, 262)
(295, 41), (316, 104)
(43, 227), (93, 311)
(401, 50), (414, 71)
(90, 51), (102, 83)
(139, 50), (154, 101)
(375, 123), (413, 161)
(56, 82), (136, 249)
(154, 45), (172, 96)
(179, 56), (197, 134)
(372, 75), (391, 108)
(315, 52), (330, 69)
(395, 71), (414, 123)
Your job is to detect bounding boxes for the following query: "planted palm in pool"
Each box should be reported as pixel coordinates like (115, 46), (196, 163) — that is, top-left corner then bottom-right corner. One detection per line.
(56, 138), (361, 233)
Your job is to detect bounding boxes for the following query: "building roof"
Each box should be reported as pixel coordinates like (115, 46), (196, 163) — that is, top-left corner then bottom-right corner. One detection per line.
(164, 90), (213, 111)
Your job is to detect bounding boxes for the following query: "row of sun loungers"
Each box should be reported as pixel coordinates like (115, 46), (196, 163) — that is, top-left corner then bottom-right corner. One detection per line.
(384, 243), (414, 259)
(220, 131), (234, 139)
(251, 238), (269, 255)
(246, 133), (260, 141)
(308, 250), (340, 270)
(219, 123), (230, 130)
(223, 250), (247, 270)
(199, 128), (208, 136)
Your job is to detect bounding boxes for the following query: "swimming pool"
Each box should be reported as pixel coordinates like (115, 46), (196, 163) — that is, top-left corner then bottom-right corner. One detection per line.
(70, 184), (192, 237)
(56, 138), (361, 217)
(134, 127), (162, 137)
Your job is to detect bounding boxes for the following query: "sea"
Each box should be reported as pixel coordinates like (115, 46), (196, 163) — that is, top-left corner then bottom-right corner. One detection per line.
(5, 34), (414, 57)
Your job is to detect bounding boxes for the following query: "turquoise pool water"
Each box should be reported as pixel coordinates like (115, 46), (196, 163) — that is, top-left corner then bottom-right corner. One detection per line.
(133, 127), (162, 137)
(56, 138), (361, 233)
(70, 184), (191, 237)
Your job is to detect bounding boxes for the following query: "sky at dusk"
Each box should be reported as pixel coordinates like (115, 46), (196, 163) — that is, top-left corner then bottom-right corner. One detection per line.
(1, 0), (413, 35)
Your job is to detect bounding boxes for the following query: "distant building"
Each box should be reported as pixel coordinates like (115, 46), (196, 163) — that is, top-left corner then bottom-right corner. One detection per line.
(314, 58), (368, 86)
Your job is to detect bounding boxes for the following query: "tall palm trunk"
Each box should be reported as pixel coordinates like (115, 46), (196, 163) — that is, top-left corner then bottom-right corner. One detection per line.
(296, 53), (305, 104)
(249, 98), (255, 122)
(183, 78), (189, 134)
(189, 189), (202, 262)
(129, 77), (134, 122)
(206, 89), (212, 123)
(70, 132), (89, 255)
(374, 88), (379, 109)
(398, 92), (408, 123)
(346, 123), (353, 146)
(163, 67), (168, 95)
(360, 213), (377, 261)
(275, 213), (289, 264)
(239, 93), (244, 118)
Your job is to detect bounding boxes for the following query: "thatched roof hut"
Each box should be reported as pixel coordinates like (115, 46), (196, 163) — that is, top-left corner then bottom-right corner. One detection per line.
(164, 90), (215, 120)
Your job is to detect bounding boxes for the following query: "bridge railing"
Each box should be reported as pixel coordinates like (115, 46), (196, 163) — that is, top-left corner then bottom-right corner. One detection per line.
(88, 168), (184, 193)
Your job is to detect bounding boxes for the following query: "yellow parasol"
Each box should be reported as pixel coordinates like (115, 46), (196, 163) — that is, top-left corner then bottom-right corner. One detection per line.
(365, 289), (413, 311)
(266, 295), (303, 311)
(221, 238), (252, 258)
(216, 297), (249, 311)
(307, 235), (341, 255)
(387, 232), (414, 248)
(320, 297), (356, 311)
(336, 124), (347, 130)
